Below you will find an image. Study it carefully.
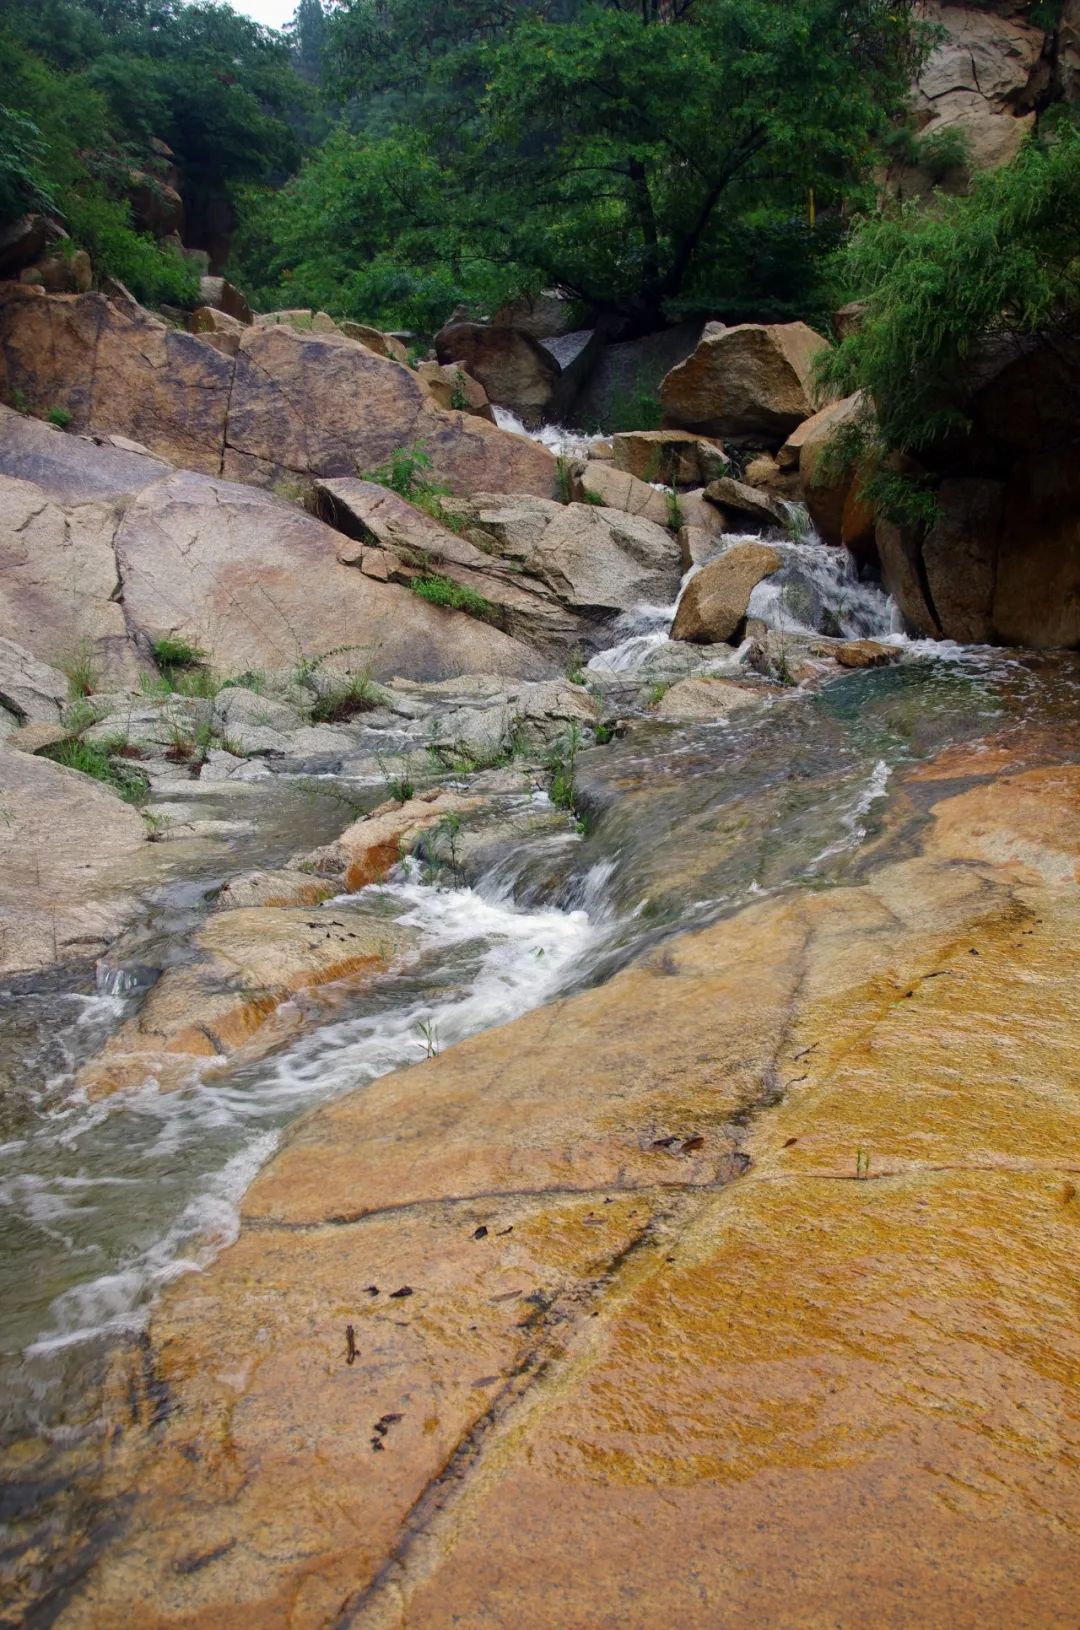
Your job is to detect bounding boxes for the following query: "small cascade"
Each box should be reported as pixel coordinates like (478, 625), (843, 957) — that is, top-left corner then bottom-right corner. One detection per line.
(492, 405), (605, 462)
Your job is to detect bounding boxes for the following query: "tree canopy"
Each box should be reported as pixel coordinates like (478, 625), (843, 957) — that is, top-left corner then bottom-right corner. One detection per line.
(0, 0), (306, 303)
(232, 0), (932, 331)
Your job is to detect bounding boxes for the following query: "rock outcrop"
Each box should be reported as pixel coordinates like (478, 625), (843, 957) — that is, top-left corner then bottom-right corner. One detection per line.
(0, 407), (552, 684)
(435, 320), (560, 427)
(0, 288), (558, 500)
(49, 750), (1080, 1630)
(0, 746), (147, 976)
(660, 321), (830, 442)
(77, 905), (415, 1098)
(875, 333), (1080, 647)
(456, 492), (682, 617)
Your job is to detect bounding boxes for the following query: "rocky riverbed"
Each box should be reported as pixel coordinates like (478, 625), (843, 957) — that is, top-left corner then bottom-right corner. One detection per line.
(2, 289), (1080, 1629)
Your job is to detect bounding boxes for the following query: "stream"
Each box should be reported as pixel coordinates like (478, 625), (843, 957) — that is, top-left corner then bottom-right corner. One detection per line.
(2, 507), (1080, 1616)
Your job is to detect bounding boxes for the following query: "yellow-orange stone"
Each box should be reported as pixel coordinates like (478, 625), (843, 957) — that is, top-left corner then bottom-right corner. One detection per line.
(50, 761), (1080, 1629)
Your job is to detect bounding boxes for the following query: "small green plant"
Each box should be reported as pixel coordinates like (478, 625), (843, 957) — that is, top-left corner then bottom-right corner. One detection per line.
(387, 773), (415, 802)
(309, 670), (384, 723)
(411, 574), (495, 621)
(855, 1148), (871, 1180)
(58, 639), (99, 700)
(666, 487), (683, 532)
(362, 442), (462, 529)
(417, 1017), (440, 1058)
(61, 697), (105, 735)
(594, 720), (615, 745)
(10, 387), (29, 415)
(449, 368), (471, 411)
(582, 486), (606, 507)
(220, 670), (266, 694)
(141, 810), (172, 841)
(646, 680), (672, 707)
(151, 635), (207, 670)
(555, 455), (574, 504)
(566, 654), (587, 686)
(42, 737), (149, 804)
(46, 405), (72, 429)
(547, 723), (582, 814)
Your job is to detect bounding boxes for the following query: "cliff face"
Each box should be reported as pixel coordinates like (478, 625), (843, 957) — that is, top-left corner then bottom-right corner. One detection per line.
(894, 1), (1078, 194)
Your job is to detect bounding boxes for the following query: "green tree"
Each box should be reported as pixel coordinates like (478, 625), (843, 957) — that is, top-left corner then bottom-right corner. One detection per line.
(298, 0), (931, 330)
(819, 127), (1080, 514)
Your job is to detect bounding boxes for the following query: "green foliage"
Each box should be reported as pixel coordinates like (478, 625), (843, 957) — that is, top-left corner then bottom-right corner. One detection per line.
(0, 0), (304, 309)
(665, 488), (683, 532)
(361, 442), (463, 529)
(555, 456), (575, 504)
(151, 635), (207, 670)
(546, 723), (583, 815)
(581, 487), (606, 507)
(411, 574), (495, 621)
(819, 130), (1080, 514)
(45, 405), (72, 428)
(309, 671), (384, 722)
(41, 736), (149, 804)
(57, 638), (100, 700)
(236, 0), (930, 330)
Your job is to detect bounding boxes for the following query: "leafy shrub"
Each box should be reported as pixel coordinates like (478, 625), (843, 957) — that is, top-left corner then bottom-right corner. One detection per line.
(42, 737), (149, 804)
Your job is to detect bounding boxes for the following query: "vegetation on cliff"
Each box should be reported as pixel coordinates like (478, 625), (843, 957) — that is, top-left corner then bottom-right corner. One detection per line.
(820, 124), (1080, 518)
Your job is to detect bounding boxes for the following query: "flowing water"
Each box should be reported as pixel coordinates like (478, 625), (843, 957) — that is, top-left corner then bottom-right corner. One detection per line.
(3, 513), (1080, 1613)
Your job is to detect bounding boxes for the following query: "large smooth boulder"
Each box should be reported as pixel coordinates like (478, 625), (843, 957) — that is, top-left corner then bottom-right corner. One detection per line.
(660, 322), (830, 442)
(115, 471), (551, 681)
(671, 542), (782, 643)
(0, 289), (559, 500)
(0, 468), (144, 690)
(0, 746), (146, 975)
(434, 320), (560, 427)
(792, 394), (875, 554)
(0, 407), (552, 684)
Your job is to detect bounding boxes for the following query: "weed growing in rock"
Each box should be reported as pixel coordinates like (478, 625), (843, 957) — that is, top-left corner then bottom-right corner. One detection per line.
(363, 443), (462, 531)
(566, 654), (587, 686)
(646, 680), (672, 707)
(581, 487), (605, 506)
(151, 635), (207, 670)
(555, 455), (574, 504)
(309, 671), (384, 723)
(58, 638), (100, 700)
(547, 723), (582, 814)
(449, 369), (470, 411)
(46, 405), (72, 429)
(42, 736), (149, 804)
(666, 488), (684, 532)
(411, 575), (495, 622)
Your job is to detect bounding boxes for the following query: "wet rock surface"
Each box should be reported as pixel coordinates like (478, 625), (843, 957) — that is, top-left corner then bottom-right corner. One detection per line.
(39, 745), (1080, 1630)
